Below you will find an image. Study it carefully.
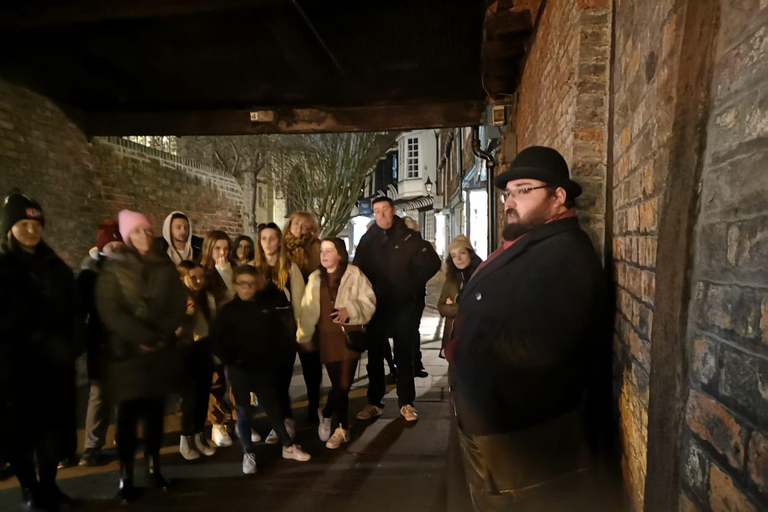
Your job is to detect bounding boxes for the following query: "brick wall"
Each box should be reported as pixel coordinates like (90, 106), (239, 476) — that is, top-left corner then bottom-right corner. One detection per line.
(680, 3), (768, 511)
(609, 0), (683, 508)
(516, 0), (610, 253)
(0, 79), (244, 268)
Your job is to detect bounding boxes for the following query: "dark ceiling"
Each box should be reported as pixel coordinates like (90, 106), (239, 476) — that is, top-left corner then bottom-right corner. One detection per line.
(0, 1), (532, 135)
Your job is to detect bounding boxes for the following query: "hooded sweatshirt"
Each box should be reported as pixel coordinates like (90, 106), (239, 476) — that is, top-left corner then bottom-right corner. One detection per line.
(162, 211), (195, 264)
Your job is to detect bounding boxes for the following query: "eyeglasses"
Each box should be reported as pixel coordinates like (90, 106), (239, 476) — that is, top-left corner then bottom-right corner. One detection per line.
(500, 185), (553, 203)
(235, 281), (257, 288)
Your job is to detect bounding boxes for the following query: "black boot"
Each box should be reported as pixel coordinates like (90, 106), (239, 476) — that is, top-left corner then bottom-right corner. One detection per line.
(145, 453), (171, 491)
(21, 485), (36, 510)
(36, 482), (76, 512)
(115, 459), (137, 503)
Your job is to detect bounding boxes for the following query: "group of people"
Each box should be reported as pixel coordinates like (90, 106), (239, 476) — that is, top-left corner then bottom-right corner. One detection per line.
(1, 145), (610, 512)
(0, 188), (441, 510)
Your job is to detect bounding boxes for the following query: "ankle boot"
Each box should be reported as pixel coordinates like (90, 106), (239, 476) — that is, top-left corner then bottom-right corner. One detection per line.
(145, 453), (171, 491)
(115, 459), (137, 503)
(21, 485), (37, 510)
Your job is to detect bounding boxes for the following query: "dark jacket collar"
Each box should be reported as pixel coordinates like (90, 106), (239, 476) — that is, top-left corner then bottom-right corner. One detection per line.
(367, 215), (408, 240)
(463, 217), (581, 297)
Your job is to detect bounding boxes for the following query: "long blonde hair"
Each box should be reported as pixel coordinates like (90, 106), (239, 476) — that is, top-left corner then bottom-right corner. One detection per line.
(283, 211), (318, 239)
(254, 223), (291, 290)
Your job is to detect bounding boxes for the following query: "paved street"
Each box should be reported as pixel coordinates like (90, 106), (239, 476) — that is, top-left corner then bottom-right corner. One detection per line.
(0, 274), (472, 512)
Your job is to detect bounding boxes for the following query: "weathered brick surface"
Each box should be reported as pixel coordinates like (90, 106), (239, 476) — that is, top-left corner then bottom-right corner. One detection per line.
(709, 464), (759, 512)
(691, 337), (719, 393)
(683, 9), (768, 508)
(0, 79), (244, 267)
(611, 1), (683, 504)
(515, 0), (610, 254)
(682, 437), (711, 498)
(717, 347), (768, 426)
(747, 430), (768, 493)
(680, 494), (702, 512)
(685, 390), (747, 470)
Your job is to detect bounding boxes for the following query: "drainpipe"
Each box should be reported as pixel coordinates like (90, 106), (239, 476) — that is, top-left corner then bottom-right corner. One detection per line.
(472, 126), (497, 254)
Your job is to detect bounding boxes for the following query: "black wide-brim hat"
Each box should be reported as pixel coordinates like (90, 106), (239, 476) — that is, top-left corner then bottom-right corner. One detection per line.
(493, 146), (582, 199)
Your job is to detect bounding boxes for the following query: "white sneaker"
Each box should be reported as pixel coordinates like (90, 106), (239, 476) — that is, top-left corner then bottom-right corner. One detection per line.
(282, 444), (311, 462)
(179, 435), (201, 460)
(193, 433), (216, 456)
(285, 418), (296, 440)
(212, 424), (233, 447)
(242, 453), (257, 474)
(318, 415), (332, 442)
(251, 429), (262, 443)
(265, 429), (279, 445)
(325, 427), (350, 450)
(356, 404), (384, 420)
(400, 404), (419, 422)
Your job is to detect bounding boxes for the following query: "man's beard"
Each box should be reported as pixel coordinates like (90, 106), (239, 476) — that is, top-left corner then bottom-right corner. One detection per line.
(502, 208), (548, 241)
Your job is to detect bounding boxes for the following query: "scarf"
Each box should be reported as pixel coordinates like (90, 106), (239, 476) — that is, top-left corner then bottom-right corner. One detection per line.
(284, 232), (313, 271)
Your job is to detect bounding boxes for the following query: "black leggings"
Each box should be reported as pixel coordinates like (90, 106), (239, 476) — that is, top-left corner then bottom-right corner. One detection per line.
(8, 453), (57, 492)
(275, 359), (296, 419)
(299, 350), (322, 413)
(116, 397), (165, 464)
(180, 341), (214, 436)
(323, 359), (358, 429)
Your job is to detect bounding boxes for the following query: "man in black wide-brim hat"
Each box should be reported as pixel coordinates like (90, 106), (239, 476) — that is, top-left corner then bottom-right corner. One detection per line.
(446, 146), (610, 511)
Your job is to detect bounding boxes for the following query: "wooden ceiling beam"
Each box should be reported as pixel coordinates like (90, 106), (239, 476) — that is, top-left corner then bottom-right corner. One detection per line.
(75, 101), (486, 136)
(0, 0), (285, 30)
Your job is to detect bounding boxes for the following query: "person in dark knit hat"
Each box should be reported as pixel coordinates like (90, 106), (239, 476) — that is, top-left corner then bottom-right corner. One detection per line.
(75, 219), (124, 468)
(447, 147), (610, 510)
(0, 190), (81, 511)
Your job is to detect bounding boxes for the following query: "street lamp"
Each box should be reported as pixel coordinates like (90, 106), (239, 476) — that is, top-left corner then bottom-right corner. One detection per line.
(424, 177), (433, 196)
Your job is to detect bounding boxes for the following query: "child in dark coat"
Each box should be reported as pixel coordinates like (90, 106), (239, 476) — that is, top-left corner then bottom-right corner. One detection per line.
(210, 265), (310, 475)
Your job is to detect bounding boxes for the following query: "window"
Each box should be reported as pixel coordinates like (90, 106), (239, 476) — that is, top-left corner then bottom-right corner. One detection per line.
(391, 153), (398, 180)
(124, 136), (178, 155)
(422, 212), (436, 243)
(406, 137), (420, 179)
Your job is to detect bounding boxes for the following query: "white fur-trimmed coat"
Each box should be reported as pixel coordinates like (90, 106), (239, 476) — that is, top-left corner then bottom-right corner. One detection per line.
(296, 264), (376, 344)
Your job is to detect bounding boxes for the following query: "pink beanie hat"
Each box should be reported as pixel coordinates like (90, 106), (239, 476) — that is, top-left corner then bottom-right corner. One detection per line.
(118, 209), (152, 245)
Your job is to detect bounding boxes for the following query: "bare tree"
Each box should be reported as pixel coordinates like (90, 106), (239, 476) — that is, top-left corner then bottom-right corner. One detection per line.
(272, 132), (398, 237)
(178, 136), (272, 234)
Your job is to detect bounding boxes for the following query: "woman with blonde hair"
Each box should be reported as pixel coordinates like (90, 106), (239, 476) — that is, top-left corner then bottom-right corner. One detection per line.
(282, 212), (323, 424)
(282, 211), (321, 279)
(254, 223), (306, 442)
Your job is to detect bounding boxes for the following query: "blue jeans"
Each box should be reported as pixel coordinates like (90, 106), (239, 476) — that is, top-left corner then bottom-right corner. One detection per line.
(228, 366), (293, 453)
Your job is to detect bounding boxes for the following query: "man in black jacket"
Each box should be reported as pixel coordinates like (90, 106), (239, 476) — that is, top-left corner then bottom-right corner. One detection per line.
(447, 147), (609, 511)
(354, 197), (441, 422)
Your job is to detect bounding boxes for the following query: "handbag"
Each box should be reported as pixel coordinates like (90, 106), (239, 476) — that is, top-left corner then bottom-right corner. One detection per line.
(341, 324), (369, 353)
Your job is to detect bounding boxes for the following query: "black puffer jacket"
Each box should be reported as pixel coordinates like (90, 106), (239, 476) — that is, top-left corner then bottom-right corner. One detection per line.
(353, 215), (440, 322)
(0, 241), (81, 461)
(96, 246), (187, 401)
(211, 296), (295, 371)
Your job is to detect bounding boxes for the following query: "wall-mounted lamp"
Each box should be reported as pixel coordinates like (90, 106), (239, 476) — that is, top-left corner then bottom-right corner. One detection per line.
(425, 177), (433, 196)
